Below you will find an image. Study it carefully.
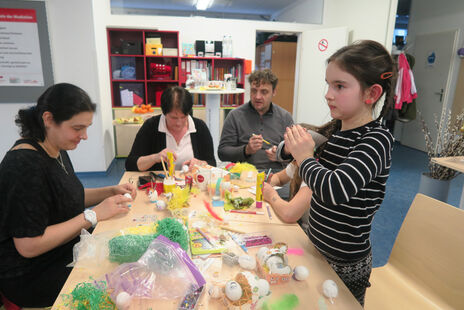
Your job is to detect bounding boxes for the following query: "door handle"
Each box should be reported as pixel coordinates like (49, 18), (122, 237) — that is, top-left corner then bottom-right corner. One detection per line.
(434, 89), (444, 102)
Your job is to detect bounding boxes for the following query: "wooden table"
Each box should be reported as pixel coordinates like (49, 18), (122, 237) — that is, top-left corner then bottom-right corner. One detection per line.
(431, 156), (464, 209)
(52, 171), (362, 309)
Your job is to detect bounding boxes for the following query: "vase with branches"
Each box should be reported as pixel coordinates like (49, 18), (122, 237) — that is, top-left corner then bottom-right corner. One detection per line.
(419, 109), (464, 180)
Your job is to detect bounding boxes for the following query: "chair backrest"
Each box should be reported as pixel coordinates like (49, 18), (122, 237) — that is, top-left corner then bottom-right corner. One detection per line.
(389, 193), (464, 308)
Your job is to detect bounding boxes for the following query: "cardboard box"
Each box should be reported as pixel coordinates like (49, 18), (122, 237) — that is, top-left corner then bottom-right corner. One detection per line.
(145, 43), (163, 56)
(163, 48), (178, 56)
(146, 37), (161, 44)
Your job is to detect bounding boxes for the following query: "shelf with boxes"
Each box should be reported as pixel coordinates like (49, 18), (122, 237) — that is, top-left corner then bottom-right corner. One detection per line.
(107, 28), (247, 157)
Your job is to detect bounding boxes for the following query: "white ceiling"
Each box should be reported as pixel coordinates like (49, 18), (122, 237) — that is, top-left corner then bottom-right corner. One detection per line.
(111, 0), (298, 18)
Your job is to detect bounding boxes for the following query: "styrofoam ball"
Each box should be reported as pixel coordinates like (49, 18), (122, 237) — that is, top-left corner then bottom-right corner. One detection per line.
(208, 285), (222, 299)
(257, 279), (270, 297)
(182, 165), (189, 173)
(322, 279), (338, 298)
(238, 254), (256, 270)
(155, 200), (167, 210)
(115, 291), (132, 310)
(123, 193), (132, 200)
(293, 265), (309, 281)
(225, 281), (242, 301)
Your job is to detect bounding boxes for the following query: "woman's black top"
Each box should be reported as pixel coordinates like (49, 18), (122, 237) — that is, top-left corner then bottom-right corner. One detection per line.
(0, 138), (84, 279)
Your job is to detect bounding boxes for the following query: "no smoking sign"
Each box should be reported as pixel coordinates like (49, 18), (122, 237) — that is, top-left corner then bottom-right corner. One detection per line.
(318, 39), (328, 52)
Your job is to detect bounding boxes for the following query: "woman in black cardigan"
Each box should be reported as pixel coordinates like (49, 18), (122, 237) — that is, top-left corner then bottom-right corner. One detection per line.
(125, 86), (216, 171)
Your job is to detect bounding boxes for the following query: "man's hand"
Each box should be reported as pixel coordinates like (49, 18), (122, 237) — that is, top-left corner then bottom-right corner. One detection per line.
(245, 134), (263, 155)
(265, 145), (277, 162)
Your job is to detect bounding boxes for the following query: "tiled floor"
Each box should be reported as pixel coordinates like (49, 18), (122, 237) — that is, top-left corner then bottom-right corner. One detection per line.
(77, 142), (464, 268)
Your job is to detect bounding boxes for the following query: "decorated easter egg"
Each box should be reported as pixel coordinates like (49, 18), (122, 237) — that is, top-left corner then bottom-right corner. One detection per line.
(238, 254), (256, 270)
(225, 280), (242, 301)
(257, 279), (270, 297)
(293, 266), (309, 281)
(115, 291), (132, 310)
(257, 247), (269, 263)
(156, 200), (167, 210)
(208, 285), (222, 299)
(322, 279), (339, 299)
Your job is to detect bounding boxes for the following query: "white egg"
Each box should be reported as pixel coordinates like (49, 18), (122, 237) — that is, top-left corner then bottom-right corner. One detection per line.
(155, 200), (167, 210)
(148, 190), (158, 202)
(225, 281), (242, 301)
(293, 265), (309, 281)
(269, 264), (292, 275)
(238, 254), (256, 270)
(123, 193), (132, 200)
(257, 247), (269, 263)
(322, 279), (339, 299)
(182, 165), (189, 173)
(257, 279), (270, 297)
(208, 285), (222, 299)
(266, 255), (284, 267)
(115, 291), (132, 310)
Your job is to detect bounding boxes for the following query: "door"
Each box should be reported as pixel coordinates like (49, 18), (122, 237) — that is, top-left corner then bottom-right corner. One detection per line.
(294, 27), (348, 126)
(400, 30), (458, 151)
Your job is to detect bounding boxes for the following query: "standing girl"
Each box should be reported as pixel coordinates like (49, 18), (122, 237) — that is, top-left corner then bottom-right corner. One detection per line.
(284, 40), (395, 306)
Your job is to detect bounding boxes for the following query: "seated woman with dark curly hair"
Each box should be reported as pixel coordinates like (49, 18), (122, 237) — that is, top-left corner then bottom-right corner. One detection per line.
(125, 86), (216, 171)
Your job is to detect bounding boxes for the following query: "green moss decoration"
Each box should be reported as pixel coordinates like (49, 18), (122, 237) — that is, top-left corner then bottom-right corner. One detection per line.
(63, 280), (115, 309)
(155, 217), (189, 251)
(108, 218), (188, 264)
(109, 234), (157, 264)
(262, 294), (299, 310)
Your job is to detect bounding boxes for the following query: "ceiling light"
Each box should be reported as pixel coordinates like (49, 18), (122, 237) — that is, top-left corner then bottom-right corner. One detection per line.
(195, 0), (213, 11)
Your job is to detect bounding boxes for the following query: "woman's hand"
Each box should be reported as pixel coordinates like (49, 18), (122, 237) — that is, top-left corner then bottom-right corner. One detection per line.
(285, 125), (315, 165)
(183, 158), (207, 170)
(263, 182), (278, 203)
(92, 194), (131, 222)
(112, 183), (137, 199)
(156, 148), (177, 163)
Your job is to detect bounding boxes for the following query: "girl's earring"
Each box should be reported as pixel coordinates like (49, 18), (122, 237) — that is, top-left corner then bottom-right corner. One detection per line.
(365, 99), (372, 104)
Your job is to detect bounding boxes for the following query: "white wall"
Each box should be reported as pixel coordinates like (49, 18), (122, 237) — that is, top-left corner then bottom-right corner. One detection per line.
(273, 0), (324, 24)
(323, 0), (397, 46)
(407, 0), (464, 114)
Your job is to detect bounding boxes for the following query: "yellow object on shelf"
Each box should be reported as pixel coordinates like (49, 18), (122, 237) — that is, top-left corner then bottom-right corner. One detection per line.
(145, 43), (163, 55)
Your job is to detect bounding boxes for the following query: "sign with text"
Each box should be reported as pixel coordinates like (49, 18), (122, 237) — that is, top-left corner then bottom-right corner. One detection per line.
(0, 8), (44, 86)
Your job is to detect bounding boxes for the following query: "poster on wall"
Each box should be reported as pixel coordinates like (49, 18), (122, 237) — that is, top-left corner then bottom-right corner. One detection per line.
(0, 8), (44, 86)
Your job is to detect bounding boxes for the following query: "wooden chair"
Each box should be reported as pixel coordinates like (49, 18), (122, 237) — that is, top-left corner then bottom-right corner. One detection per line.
(365, 193), (464, 310)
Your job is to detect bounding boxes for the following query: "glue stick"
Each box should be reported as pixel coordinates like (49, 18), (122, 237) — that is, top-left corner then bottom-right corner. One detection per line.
(256, 171), (265, 208)
(167, 151), (174, 177)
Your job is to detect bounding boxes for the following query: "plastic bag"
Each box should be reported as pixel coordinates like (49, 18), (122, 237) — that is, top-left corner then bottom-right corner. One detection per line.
(105, 235), (206, 300)
(68, 229), (116, 268)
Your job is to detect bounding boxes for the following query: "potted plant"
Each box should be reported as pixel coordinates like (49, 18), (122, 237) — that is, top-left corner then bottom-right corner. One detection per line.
(418, 109), (464, 202)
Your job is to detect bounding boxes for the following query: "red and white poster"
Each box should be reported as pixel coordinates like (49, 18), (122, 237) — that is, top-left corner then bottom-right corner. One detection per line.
(0, 8), (44, 86)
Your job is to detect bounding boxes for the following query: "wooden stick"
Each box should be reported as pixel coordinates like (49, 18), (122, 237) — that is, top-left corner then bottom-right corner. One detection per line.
(219, 225), (246, 234)
(160, 158), (168, 177)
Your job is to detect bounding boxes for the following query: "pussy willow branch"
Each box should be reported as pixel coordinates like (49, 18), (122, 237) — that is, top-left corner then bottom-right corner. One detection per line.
(419, 110), (464, 180)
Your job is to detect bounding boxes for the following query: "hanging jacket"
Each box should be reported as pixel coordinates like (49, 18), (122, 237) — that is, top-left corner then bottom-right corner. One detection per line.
(394, 53), (418, 110)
